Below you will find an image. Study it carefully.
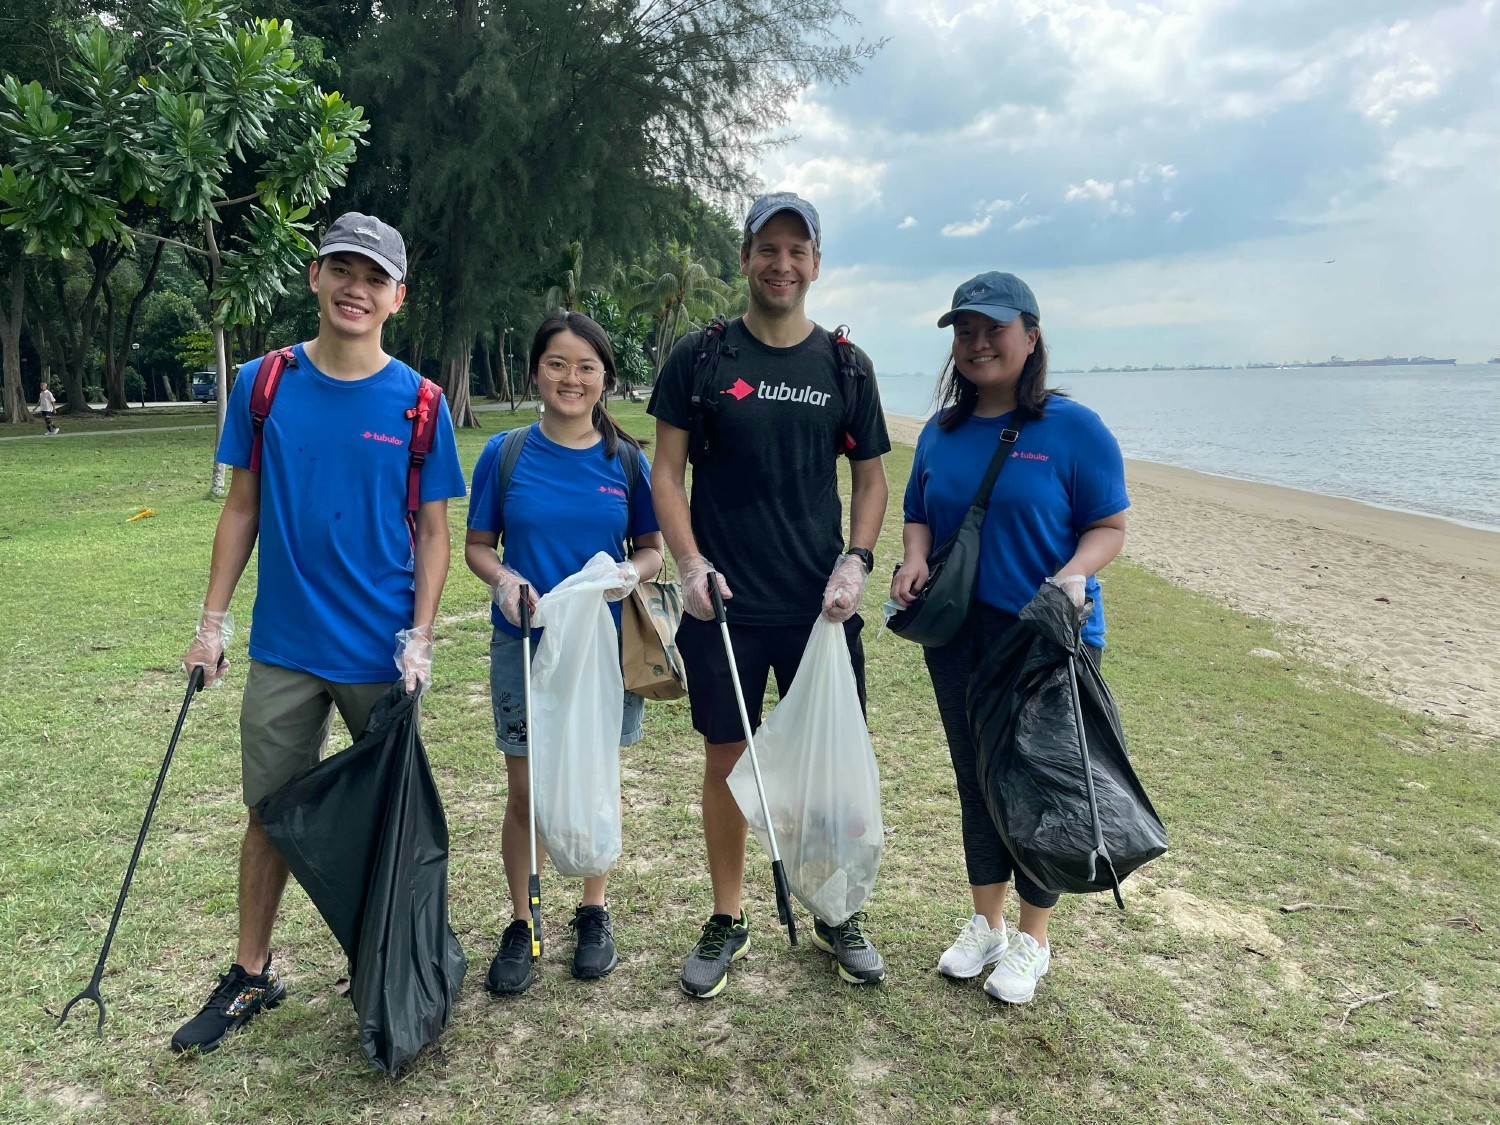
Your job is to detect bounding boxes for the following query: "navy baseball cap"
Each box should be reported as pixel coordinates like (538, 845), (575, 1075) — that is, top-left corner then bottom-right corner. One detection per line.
(318, 212), (407, 282)
(937, 271), (1039, 327)
(744, 191), (821, 245)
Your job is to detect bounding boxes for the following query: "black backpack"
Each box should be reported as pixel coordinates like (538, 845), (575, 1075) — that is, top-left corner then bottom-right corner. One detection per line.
(686, 316), (870, 465)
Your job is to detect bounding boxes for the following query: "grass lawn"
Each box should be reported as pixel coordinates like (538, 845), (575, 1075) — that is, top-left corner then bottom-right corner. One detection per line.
(0, 404), (1495, 1124)
(1, 405), (225, 437)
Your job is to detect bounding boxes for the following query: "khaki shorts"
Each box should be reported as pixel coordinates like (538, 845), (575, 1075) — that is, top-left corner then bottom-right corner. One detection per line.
(240, 659), (395, 806)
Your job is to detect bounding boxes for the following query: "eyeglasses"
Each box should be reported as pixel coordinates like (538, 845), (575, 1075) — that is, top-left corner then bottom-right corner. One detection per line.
(538, 358), (605, 385)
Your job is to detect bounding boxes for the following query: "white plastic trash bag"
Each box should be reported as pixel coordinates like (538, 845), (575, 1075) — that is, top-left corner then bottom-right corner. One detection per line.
(530, 552), (624, 877)
(727, 618), (883, 925)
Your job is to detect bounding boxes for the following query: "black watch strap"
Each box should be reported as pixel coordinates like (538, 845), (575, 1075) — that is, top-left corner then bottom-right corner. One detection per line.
(847, 547), (874, 573)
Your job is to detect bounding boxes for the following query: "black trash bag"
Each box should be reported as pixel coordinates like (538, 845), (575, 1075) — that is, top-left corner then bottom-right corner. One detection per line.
(254, 685), (466, 1073)
(968, 581), (1167, 904)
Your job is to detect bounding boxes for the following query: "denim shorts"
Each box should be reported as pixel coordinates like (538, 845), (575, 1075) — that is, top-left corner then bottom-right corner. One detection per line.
(489, 630), (644, 756)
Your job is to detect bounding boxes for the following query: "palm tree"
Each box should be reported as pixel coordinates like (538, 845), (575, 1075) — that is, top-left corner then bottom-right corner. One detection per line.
(543, 241), (590, 311)
(627, 243), (735, 375)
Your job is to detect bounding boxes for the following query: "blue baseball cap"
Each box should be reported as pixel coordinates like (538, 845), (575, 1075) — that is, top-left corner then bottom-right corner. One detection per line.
(937, 271), (1039, 327)
(744, 191), (821, 245)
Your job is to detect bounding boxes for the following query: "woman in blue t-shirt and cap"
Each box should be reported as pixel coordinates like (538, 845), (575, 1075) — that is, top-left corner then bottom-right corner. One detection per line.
(891, 272), (1129, 1005)
(465, 311), (663, 996)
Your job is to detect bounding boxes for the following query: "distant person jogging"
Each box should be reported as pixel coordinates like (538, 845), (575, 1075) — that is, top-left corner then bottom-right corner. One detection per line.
(649, 192), (892, 997)
(464, 311), (663, 994)
(174, 213), (466, 1055)
(892, 271), (1128, 1004)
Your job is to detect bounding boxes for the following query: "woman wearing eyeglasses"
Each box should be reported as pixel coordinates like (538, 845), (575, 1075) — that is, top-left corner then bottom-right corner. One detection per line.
(465, 310), (664, 995)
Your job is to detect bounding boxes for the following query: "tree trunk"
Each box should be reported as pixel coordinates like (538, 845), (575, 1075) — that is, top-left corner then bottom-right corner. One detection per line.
(103, 241), (165, 413)
(442, 346), (476, 428)
(0, 260), (29, 425)
(207, 219), (229, 498)
(477, 335), (497, 400)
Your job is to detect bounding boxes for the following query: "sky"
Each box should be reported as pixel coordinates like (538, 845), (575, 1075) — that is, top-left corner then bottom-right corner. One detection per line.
(753, 0), (1500, 375)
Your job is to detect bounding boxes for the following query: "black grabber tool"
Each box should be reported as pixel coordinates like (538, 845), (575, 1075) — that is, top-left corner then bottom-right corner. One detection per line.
(708, 577), (797, 946)
(520, 588), (543, 960)
(57, 665), (207, 1031)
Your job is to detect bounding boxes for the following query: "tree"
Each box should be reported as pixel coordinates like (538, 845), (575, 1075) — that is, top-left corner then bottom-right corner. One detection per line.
(342, 0), (878, 426)
(0, 0), (368, 491)
(628, 243), (734, 375)
(138, 288), (206, 399)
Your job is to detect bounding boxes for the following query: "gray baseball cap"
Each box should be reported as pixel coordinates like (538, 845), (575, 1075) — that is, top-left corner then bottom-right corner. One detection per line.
(937, 271), (1040, 327)
(318, 212), (407, 282)
(744, 191), (821, 245)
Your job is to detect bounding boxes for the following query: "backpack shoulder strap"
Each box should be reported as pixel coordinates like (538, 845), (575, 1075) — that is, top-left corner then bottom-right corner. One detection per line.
(687, 316), (737, 465)
(248, 347), (297, 473)
(403, 376), (443, 526)
(492, 423), (534, 545)
(828, 324), (868, 456)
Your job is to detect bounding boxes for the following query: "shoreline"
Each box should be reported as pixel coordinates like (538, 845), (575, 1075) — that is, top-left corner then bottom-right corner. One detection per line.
(884, 411), (1500, 739)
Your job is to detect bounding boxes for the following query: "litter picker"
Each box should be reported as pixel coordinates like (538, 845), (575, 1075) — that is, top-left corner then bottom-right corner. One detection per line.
(708, 577), (797, 945)
(520, 587), (543, 960)
(57, 665), (207, 1031)
(1066, 652), (1124, 909)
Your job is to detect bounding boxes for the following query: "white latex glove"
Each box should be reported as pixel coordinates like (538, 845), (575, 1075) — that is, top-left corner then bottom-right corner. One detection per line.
(604, 559), (641, 603)
(679, 554), (732, 621)
(183, 608), (234, 687)
(822, 553), (869, 623)
(1047, 574), (1088, 608)
(394, 624), (433, 693)
(491, 565), (536, 628)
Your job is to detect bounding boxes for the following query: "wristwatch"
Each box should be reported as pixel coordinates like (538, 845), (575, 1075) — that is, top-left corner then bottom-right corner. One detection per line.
(847, 547), (875, 573)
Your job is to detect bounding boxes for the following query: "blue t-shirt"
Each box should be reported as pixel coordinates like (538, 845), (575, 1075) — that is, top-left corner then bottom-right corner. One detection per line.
(467, 424), (659, 639)
(903, 395), (1129, 647)
(217, 344), (467, 681)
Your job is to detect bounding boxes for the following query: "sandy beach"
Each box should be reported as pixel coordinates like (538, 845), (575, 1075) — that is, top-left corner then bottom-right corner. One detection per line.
(885, 414), (1500, 740)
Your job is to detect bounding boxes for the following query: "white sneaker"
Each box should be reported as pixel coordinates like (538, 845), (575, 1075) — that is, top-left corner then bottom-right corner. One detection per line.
(937, 914), (1009, 979)
(983, 931), (1050, 1003)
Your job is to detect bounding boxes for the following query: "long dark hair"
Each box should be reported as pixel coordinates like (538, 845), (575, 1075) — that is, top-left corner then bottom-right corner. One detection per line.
(934, 313), (1060, 431)
(528, 311), (644, 458)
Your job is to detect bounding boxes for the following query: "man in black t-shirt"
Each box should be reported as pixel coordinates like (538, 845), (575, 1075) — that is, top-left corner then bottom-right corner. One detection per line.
(649, 192), (891, 998)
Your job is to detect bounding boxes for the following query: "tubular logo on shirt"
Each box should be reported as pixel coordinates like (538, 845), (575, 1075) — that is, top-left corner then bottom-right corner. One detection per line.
(1013, 450), (1049, 461)
(363, 431), (404, 446)
(719, 378), (832, 408)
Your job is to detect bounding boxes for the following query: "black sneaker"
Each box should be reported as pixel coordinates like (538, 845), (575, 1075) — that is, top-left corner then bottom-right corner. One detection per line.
(486, 919), (535, 995)
(170, 962), (285, 1054)
(812, 911), (886, 985)
(569, 904), (618, 980)
(679, 910), (749, 999)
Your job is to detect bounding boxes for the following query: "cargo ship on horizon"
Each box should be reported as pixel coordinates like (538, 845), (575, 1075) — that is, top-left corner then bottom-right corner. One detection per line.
(1290, 355), (1458, 368)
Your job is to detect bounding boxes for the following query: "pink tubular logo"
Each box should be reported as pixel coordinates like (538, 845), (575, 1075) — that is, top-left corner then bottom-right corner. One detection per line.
(363, 431), (405, 446)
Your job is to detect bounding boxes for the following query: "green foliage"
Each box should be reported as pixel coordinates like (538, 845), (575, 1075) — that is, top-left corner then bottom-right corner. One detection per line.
(174, 326), (216, 370)
(138, 288), (207, 380)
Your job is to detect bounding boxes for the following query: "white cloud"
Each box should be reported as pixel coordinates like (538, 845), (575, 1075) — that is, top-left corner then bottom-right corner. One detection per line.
(1010, 215), (1049, 232)
(1167, 208), (1192, 223)
(768, 155), (887, 210)
(940, 215), (992, 237)
(984, 198), (1015, 213)
(1064, 178), (1116, 203)
(898, 215), (918, 229)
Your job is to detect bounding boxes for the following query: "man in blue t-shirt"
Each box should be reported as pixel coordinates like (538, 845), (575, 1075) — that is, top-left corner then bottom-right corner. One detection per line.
(172, 213), (467, 1056)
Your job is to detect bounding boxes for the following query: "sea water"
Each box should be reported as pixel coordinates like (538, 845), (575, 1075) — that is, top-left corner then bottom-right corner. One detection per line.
(877, 364), (1500, 532)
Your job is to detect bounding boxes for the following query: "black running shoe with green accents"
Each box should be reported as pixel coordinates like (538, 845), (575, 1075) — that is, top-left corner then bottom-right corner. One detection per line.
(679, 910), (749, 999)
(812, 911), (885, 984)
(170, 962), (285, 1054)
(486, 918), (535, 995)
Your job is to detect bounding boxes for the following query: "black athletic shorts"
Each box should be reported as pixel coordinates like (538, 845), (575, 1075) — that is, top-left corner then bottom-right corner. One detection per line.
(675, 613), (867, 745)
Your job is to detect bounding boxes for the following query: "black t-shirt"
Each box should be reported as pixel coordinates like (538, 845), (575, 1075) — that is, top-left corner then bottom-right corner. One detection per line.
(648, 318), (891, 625)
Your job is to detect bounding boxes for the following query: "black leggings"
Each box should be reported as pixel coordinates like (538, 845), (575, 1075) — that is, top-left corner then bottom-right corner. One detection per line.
(923, 602), (1103, 910)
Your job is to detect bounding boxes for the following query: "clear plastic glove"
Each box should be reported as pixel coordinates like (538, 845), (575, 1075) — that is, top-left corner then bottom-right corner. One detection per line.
(822, 553), (869, 623)
(183, 608), (234, 687)
(394, 625), (433, 693)
(679, 554), (732, 621)
(604, 559), (641, 603)
(491, 565), (536, 628)
(1047, 574), (1088, 608)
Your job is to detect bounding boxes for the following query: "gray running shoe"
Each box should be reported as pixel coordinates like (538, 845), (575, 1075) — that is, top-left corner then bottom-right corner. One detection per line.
(812, 911), (885, 984)
(680, 910), (749, 999)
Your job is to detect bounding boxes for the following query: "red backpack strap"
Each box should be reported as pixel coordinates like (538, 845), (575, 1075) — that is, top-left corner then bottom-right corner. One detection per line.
(248, 348), (297, 473)
(403, 377), (443, 525)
